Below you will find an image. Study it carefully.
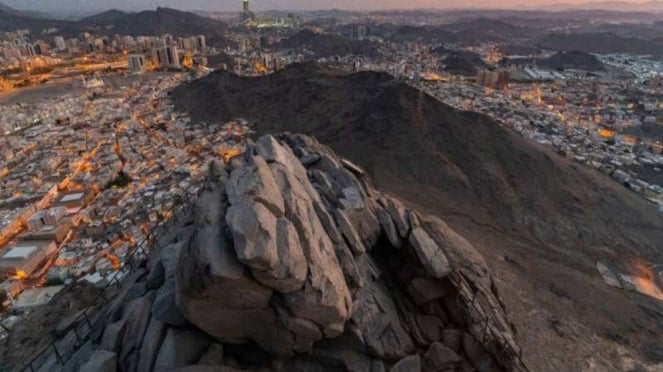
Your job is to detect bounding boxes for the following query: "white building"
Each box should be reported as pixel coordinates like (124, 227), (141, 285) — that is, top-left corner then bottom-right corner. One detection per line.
(53, 36), (66, 51)
(128, 54), (146, 74)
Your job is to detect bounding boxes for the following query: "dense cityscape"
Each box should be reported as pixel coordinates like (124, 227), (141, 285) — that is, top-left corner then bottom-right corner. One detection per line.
(0, 0), (662, 371)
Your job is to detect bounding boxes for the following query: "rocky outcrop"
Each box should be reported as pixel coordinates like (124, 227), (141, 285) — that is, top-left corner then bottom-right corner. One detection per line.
(68, 134), (526, 371)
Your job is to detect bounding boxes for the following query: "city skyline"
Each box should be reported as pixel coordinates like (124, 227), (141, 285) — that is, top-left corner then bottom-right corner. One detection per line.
(1, 0), (658, 12)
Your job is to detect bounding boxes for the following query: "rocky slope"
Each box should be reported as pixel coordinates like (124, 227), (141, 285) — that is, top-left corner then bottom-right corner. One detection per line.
(60, 134), (525, 372)
(441, 51), (488, 76)
(538, 51), (606, 72)
(277, 30), (382, 58)
(171, 63), (663, 370)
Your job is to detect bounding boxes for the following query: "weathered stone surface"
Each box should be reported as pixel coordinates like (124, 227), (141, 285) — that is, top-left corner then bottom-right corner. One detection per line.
(55, 307), (88, 336)
(153, 279), (187, 326)
(335, 209), (366, 255)
(462, 332), (498, 372)
(270, 161), (352, 338)
(309, 169), (335, 200)
(227, 155), (285, 217)
(100, 319), (126, 352)
(161, 239), (187, 279)
(177, 161), (271, 300)
(277, 307), (324, 353)
(175, 365), (219, 372)
(79, 350), (117, 372)
(154, 327), (213, 371)
(381, 196), (410, 238)
(254, 217), (308, 293)
(226, 200), (306, 292)
(409, 228), (451, 278)
(442, 296), (467, 327)
(118, 291), (155, 372)
(344, 208), (382, 249)
(377, 209), (402, 248)
(424, 216), (488, 279)
(311, 342), (373, 372)
(255, 135), (294, 166)
(340, 186), (365, 210)
(301, 153), (321, 166)
(145, 260), (165, 290)
(198, 343), (224, 366)
(407, 277), (451, 305)
(312, 199), (343, 244)
(341, 158), (365, 176)
(137, 317), (167, 372)
(423, 342), (462, 372)
(371, 360), (387, 372)
(352, 257), (415, 359)
(442, 329), (463, 352)
(126, 282), (147, 301)
(226, 201), (280, 273)
(390, 355), (422, 372)
(62, 340), (94, 372)
(416, 315), (443, 343)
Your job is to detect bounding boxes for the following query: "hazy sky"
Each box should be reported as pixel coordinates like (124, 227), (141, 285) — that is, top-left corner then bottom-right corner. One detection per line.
(2, 0), (647, 12)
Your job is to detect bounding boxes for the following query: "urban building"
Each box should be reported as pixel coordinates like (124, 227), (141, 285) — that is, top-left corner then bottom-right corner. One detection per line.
(240, 0), (255, 22)
(55, 190), (92, 210)
(153, 46), (181, 69)
(128, 54), (146, 74)
(53, 36), (66, 51)
(196, 35), (206, 51)
(0, 240), (57, 278)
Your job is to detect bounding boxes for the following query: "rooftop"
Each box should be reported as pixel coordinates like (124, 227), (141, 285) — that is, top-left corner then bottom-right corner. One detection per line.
(60, 192), (85, 203)
(2, 246), (37, 260)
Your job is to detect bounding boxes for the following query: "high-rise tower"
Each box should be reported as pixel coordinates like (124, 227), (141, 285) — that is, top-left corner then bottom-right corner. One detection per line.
(240, 0), (255, 22)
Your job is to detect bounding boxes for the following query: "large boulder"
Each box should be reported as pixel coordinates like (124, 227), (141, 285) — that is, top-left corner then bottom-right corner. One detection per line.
(390, 355), (422, 372)
(62, 134), (524, 372)
(423, 342), (462, 371)
(409, 227), (452, 279)
(79, 350), (117, 372)
(153, 328), (213, 370)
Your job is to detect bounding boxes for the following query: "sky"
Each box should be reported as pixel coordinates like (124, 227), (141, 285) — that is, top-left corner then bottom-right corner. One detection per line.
(1, 0), (649, 13)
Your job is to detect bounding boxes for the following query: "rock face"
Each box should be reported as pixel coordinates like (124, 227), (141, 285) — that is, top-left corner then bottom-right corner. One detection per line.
(68, 134), (526, 372)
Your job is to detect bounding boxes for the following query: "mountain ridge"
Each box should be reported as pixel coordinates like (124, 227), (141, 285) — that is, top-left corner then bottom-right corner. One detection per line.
(171, 62), (663, 370)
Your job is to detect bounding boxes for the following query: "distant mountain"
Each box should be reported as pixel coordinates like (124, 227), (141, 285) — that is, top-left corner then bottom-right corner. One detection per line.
(545, 1), (663, 12)
(539, 50), (606, 71)
(0, 2), (19, 14)
(538, 32), (663, 58)
(84, 7), (228, 38)
(0, 5), (80, 35)
(82, 9), (129, 24)
(441, 50), (488, 76)
(441, 18), (543, 44)
(278, 29), (382, 58)
(0, 6), (233, 47)
(498, 43), (542, 57)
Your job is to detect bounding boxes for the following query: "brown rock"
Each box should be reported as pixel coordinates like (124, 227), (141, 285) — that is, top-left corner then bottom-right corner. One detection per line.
(227, 155), (285, 217)
(79, 350), (117, 372)
(390, 355), (422, 372)
(423, 342), (462, 372)
(407, 277), (451, 305)
(154, 327), (213, 370)
(198, 343), (224, 366)
(409, 228), (452, 278)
